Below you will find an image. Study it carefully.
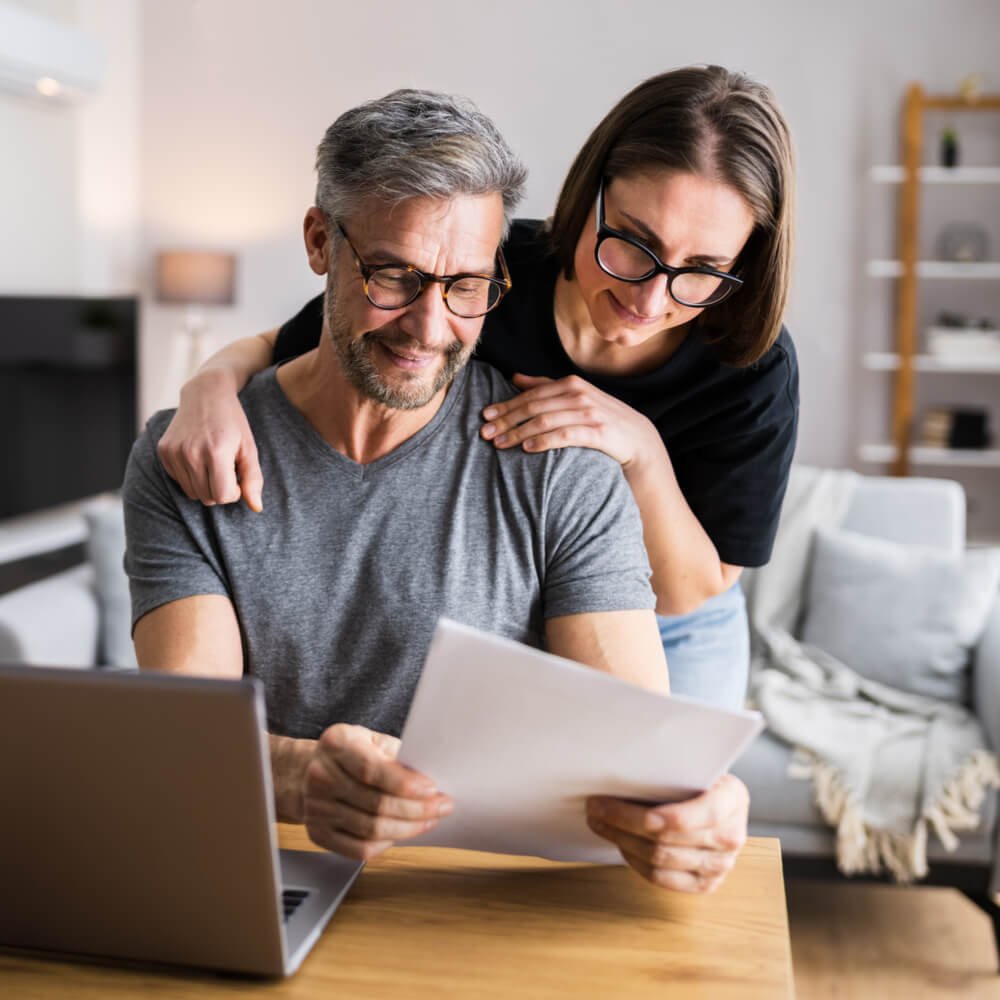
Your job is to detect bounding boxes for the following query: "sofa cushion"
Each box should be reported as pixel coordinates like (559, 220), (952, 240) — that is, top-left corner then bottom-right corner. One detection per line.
(84, 496), (137, 669)
(732, 730), (826, 826)
(800, 528), (1000, 703)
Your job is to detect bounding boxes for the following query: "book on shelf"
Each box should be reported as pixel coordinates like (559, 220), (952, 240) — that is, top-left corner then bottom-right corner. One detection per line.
(919, 407), (992, 449)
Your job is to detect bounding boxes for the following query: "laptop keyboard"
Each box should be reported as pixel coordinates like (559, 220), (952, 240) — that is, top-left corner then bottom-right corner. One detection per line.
(282, 888), (310, 922)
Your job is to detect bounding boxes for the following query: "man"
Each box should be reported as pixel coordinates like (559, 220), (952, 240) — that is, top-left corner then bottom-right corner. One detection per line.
(124, 90), (747, 893)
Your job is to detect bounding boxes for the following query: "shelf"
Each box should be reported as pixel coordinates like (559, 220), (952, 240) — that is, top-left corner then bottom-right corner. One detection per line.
(859, 443), (1000, 468)
(870, 165), (1000, 183)
(869, 86), (1000, 483)
(866, 260), (1000, 278)
(863, 352), (1000, 373)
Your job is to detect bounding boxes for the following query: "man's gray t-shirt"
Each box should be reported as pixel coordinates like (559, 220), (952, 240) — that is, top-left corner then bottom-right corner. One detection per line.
(124, 360), (654, 739)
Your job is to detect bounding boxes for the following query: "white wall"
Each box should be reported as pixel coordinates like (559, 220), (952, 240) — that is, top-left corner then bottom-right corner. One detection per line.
(0, 0), (80, 293)
(0, 0), (140, 295)
(136, 0), (1000, 477)
(76, 0), (140, 294)
(6, 1), (999, 496)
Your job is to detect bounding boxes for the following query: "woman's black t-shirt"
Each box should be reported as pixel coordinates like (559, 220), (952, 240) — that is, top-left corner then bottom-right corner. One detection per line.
(274, 219), (799, 568)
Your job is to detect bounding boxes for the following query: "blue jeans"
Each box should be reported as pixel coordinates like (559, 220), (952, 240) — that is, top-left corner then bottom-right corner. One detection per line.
(656, 581), (749, 711)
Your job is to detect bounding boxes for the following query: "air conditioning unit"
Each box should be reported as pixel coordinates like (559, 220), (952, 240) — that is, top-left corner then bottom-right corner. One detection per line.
(0, 3), (105, 102)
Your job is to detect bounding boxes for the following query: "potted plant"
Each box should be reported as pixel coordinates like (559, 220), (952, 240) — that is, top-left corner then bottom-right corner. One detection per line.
(940, 127), (959, 167)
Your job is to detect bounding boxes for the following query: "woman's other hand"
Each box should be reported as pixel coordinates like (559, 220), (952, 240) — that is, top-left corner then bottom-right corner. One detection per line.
(481, 373), (659, 469)
(157, 369), (264, 511)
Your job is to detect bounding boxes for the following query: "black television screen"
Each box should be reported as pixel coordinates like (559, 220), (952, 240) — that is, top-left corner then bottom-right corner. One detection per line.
(0, 295), (138, 519)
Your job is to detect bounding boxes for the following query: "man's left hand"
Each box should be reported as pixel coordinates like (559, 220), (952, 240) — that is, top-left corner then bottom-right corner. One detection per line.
(585, 773), (749, 893)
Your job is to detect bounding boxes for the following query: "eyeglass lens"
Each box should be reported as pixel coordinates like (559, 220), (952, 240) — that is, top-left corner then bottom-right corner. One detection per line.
(596, 239), (732, 307)
(366, 269), (502, 318)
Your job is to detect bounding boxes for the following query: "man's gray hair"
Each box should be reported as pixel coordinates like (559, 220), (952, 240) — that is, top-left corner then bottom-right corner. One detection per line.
(315, 89), (526, 236)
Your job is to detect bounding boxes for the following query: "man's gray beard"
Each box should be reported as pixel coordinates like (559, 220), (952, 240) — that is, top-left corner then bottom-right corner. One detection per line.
(325, 277), (475, 411)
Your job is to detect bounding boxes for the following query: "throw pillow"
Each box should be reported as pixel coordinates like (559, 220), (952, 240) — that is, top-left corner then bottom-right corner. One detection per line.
(800, 527), (1000, 703)
(85, 495), (138, 669)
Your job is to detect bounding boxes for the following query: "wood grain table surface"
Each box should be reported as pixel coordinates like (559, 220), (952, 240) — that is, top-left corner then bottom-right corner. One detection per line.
(0, 825), (794, 998)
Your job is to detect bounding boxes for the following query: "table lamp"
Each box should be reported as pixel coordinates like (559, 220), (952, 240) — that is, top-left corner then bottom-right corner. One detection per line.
(154, 250), (236, 376)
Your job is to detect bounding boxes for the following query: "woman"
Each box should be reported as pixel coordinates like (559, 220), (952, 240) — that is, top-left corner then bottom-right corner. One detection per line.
(158, 65), (798, 711)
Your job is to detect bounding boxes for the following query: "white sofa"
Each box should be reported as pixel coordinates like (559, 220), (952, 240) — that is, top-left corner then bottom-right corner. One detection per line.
(0, 496), (132, 668)
(0, 562), (99, 666)
(731, 473), (1000, 968)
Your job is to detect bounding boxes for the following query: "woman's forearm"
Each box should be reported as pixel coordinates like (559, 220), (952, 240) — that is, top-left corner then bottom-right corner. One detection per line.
(190, 328), (279, 394)
(624, 436), (741, 616)
(477, 375), (741, 615)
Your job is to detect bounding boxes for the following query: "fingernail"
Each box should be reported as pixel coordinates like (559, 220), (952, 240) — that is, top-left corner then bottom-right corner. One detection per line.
(437, 799), (454, 817)
(416, 782), (438, 798)
(645, 813), (666, 832)
(482, 423), (496, 439)
(495, 434), (508, 445)
(523, 439), (535, 450)
(483, 407), (498, 419)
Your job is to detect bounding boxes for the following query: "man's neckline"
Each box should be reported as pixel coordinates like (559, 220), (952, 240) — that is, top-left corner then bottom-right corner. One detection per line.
(268, 354), (470, 470)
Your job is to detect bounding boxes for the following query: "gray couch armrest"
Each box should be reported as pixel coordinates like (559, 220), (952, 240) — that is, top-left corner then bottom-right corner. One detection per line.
(974, 595), (1000, 755)
(0, 565), (99, 667)
(978, 597), (1000, 898)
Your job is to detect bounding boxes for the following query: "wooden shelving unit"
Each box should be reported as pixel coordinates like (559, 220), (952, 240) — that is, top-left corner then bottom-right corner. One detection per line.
(863, 84), (1000, 477)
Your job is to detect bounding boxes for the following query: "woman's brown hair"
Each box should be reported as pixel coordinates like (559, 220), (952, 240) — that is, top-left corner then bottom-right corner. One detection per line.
(549, 65), (795, 367)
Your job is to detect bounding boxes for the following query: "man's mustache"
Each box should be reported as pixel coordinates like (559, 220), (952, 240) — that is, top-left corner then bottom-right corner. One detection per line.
(358, 328), (467, 360)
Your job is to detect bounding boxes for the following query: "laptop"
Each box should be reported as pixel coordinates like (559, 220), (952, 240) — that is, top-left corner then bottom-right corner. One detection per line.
(0, 664), (364, 977)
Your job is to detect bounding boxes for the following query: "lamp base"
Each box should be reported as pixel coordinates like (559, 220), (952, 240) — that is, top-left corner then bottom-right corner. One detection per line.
(182, 307), (208, 378)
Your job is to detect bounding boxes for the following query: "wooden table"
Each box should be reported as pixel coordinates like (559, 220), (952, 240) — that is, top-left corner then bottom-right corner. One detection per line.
(0, 826), (794, 998)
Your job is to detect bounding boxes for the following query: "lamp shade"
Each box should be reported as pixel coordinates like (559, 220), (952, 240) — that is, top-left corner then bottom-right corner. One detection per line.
(155, 251), (236, 305)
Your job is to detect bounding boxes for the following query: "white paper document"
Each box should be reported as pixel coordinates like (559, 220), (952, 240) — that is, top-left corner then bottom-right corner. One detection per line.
(398, 619), (764, 864)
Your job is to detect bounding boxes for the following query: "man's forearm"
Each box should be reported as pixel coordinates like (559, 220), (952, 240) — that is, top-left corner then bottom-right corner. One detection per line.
(546, 609), (669, 694)
(269, 733), (316, 823)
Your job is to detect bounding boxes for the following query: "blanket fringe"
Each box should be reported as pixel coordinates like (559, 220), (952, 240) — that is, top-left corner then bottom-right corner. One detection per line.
(925, 749), (1000, 851)
(788, 747), (1000, 883)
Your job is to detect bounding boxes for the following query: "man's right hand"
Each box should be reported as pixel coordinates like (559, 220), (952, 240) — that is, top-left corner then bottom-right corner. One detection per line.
(302, 723), (453, 861)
